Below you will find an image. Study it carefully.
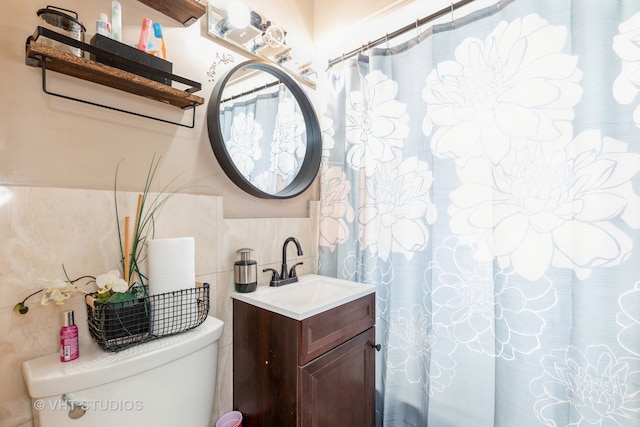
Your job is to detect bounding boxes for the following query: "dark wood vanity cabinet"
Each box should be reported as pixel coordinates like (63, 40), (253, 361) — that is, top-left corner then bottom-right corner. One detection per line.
(233, 293), (376, 427)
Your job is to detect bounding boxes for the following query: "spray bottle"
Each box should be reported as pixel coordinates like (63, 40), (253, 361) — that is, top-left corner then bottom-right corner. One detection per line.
(60, 310), (79, 362)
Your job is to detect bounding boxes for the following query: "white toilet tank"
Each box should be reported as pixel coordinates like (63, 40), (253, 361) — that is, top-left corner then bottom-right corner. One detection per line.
(22, 315), (224, 427)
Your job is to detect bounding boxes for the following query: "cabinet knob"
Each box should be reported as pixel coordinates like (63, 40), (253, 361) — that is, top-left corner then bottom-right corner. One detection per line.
(372, 343), (381, 351)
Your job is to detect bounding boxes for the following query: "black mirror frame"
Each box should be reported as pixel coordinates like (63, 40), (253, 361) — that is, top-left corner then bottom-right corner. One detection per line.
(207, 60), (322, 199)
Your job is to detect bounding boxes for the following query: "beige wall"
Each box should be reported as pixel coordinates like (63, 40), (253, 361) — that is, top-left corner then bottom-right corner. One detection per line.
(242, 0), (315, 62)
(0, 0), (488, 220)
(0, 0), (318, 220)
(0, 185), (319, 426)
(314, 0), (410, 47)
(313, 0), (497, 62)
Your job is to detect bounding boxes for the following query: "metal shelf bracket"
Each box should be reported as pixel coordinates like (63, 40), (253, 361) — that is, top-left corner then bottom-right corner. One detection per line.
(38, 55), (197, 129)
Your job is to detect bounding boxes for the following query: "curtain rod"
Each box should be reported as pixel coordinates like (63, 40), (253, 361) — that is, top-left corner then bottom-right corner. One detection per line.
(220, 80), (281, 104)
(327, 0), (478, 68)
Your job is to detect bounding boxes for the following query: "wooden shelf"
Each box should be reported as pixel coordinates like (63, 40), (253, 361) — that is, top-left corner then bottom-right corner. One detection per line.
(206, 3), (317, 90)
(26, 40), (204, 109)
(137, 0), (206, 26)
(206, 32), (317, 90)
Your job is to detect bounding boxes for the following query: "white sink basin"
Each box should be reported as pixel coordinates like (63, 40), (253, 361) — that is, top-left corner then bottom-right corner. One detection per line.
(231, 274), (375, 320)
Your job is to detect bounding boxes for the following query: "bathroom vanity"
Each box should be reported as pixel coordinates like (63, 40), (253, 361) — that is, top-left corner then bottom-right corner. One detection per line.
(232, 275), (376, 426)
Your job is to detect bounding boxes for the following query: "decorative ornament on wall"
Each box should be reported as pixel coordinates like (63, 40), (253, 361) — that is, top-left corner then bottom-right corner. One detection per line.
(207, 52), (235, 83)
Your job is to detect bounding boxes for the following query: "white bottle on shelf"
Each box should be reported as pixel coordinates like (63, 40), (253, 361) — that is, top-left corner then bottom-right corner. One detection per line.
(111, 1), (122, 41)
(96, 12), (110, 37)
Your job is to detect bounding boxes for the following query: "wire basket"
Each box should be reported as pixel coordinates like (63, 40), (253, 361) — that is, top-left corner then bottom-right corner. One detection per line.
(86, 282), (210, 352)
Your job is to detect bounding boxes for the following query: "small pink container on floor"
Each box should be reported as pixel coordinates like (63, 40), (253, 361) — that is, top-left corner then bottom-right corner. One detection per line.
(216, 411), (243, 427)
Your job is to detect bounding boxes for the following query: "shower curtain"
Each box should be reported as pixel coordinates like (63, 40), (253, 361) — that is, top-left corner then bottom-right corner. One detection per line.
(318, 0), (640, 425)
(219, 84), (306, 193)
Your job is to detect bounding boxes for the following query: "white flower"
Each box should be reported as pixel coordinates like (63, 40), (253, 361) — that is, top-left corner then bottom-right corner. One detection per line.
(358, 155), (437, 261)
(426, 237), (557, 359)
(39, 278), (76, 305)
(271, 97), (306, 182)
(613, 12), (640, 128)
(387, 304), (457, 395)
(342, 243), (394, 318)
(617, 281), (640, 357)
(449, 131), (640, 280)
(423, 14), (582, 164)
(228, 112), (263, 176)
(96, 270), (128, 294)
(530, 345), (640, 426)
(345, 70), (409, 175)
(250, 169), (277, 194)
(319, 163), (355, 251)
(321, 115), (336, 158)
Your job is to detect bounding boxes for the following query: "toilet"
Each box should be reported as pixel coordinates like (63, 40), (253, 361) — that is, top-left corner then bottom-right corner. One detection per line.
(22, 315), (224, 427)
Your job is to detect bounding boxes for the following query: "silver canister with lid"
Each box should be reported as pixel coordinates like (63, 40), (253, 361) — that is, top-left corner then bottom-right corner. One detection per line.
(234, 248), (257, 293)
(36, 6), (86, 57)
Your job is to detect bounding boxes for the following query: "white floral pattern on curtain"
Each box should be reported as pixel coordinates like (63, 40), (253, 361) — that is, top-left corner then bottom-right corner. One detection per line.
(219, 85), (306, 193)
(319, 0), (640, 426)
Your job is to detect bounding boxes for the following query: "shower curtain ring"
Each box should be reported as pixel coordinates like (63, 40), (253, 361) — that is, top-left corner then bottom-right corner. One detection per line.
(451, 1), (455, 26)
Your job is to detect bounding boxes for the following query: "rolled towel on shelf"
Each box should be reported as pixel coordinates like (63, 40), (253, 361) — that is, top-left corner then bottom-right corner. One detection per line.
(147, 237), (198, 335)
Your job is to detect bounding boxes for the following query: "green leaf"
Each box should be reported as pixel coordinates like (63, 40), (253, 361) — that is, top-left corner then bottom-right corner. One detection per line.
(95, 292), (112, 304)
(14, 303), (29, 314)
(107, 291), (136, 304)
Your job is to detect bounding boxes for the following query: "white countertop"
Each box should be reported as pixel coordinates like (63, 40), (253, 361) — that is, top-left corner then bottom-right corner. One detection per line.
(231, 274), (375, 320)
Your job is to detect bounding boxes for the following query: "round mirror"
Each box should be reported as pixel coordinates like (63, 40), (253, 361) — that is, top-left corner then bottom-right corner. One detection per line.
(207, 60), (322, 199)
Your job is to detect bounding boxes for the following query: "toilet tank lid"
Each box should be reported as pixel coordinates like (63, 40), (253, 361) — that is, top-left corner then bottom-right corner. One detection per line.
(22, 315), (224, 398)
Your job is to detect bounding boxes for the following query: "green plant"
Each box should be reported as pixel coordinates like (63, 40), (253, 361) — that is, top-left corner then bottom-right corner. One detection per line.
(14, 154), (201, 313)
(114, 154), (196, 291)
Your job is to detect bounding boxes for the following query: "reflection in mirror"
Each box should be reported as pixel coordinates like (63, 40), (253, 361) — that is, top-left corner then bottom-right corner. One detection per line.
(207, 61), (322, 199)
(218, 73), (306, 194)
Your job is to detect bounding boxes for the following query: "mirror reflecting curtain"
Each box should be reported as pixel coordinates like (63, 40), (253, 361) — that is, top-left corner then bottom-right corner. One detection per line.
(207, 60), (322, 199)
(218, 83), (306, 194)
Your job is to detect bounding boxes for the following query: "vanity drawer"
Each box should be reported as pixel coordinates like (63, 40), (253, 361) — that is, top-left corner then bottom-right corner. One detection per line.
(298, 293), (375, 365)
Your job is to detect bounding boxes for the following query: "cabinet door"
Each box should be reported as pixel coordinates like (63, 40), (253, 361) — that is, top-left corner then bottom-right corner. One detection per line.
(299, 328), (375, 427)
(299, 294), (375, 365)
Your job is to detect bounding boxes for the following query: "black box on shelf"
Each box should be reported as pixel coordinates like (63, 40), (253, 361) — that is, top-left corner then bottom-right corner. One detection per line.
(89, 34), (172, 85)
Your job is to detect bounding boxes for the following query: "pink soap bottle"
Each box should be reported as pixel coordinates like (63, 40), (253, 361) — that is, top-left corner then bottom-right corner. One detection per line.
(60, 310), (79, 362)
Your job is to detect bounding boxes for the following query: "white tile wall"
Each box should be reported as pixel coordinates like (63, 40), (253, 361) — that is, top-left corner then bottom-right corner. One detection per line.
(0, 185), (318, 427)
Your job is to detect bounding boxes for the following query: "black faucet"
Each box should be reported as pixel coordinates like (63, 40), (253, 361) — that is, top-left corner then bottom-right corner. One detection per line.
(263, 237), (304, 286)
